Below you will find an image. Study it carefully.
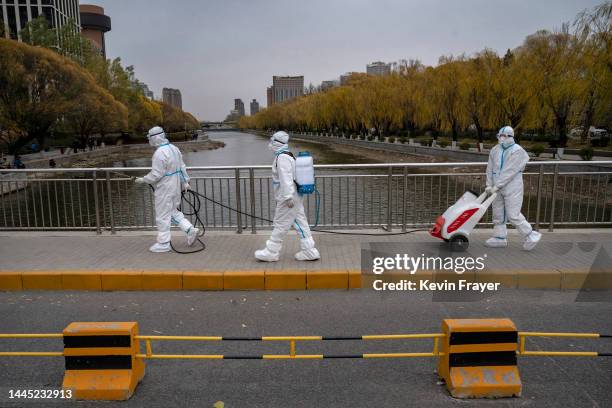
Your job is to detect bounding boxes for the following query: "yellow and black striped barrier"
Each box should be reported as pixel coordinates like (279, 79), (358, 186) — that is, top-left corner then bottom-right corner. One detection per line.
(438, 318), (521, 398)
(136, 333), (442, 360)
(62, 322), (145, 400)
(0, 320), (610, 401)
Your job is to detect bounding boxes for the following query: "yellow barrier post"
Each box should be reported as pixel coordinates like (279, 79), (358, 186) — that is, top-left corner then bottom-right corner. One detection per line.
(62, 322), (145, 400)
(438, 318), (521, 398)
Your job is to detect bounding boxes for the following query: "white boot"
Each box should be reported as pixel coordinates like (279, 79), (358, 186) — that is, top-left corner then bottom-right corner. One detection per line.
(255, 240), (281, 262)
(295, 237), (321, 261)
(485, 236), (508, 248)
(186, 227), (199, 246)
(523, 231), (542, 251)
(149, 242), (171, 253)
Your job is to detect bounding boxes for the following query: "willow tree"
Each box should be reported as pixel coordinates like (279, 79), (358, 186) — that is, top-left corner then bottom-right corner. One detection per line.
(574, 2), (612, 139)
(523, 28), (585, 147)
(0, 39), (122, 153)
(460, 50), (497, 144)
(435, 56), (467, 141)
(65, 86), (128, 146)
(490, 49), (533, 138)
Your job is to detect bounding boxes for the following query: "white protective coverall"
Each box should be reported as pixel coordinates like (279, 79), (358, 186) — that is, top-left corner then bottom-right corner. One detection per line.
(138, 127), (198, 252)
(485, 128), (541, 250)
(254, 132), (320, 262)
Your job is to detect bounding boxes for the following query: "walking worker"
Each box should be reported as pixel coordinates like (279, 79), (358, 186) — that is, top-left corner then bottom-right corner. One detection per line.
(135, 126), (199, 253)
(485, 126), (541, 250)
(255, 131), (320, 262)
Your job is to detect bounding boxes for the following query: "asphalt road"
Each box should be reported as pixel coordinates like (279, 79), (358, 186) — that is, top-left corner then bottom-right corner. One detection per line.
(1, 289), (611, 408)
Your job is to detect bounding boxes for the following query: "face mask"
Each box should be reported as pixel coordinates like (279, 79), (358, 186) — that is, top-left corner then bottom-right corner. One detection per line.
(268, 139), (286, 153)
(498, 135), (507, 145)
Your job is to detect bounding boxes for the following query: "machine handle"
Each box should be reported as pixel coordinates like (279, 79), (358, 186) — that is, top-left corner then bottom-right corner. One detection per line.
(481, 191), (497, 209)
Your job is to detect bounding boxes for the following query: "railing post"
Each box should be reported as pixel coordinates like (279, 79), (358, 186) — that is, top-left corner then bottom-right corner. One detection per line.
(386, 166), (393, 231)
(92, 170), (101, 234)
(235, 168), (243, 234)
(106, 171), (115, 234)
(402, 166), (408, 232)
(548, 164), (559, 232)
(249, 168), (256, 234)
(535, 164), (544, 230)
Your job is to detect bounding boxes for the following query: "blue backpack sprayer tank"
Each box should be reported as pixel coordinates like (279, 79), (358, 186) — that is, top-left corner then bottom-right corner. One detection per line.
(295, 152), (316, 194)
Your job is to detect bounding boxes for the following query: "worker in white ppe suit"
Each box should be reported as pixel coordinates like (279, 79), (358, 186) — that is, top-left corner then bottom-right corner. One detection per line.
(135, 126), (199, 253)
(255, 131), (321, 262)
(485, 126), (542, 251)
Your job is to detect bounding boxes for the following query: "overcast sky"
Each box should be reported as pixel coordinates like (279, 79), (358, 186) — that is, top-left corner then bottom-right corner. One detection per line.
(92, 0), (601, 121)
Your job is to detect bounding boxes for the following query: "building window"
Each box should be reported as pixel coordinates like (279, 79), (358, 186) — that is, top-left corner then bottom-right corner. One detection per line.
(30, 6), (39, 19)
(7, 5), (17, 39)
(41, 5), (53, 28)
(19, 5), (28, 28)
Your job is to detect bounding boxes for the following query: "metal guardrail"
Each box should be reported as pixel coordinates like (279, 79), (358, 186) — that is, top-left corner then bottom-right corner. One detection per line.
(1, 331), (611, 359)
(0, 161), (610, 232)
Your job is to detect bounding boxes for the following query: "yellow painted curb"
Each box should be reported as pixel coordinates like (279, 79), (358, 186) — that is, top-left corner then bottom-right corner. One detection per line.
(101, 271), (143, 291)
(22, 271), (63, 290)
(142, 271), (183, 290)
(224, 270), (265, 290)
(562, 270), (612, 290)
(62, 271), (102, 291)
(517, 270), (561, 289)
(183, 271), (223, 290)
(307, 270), (348, 289)
(265, 270), (306, 290)
(2, 269), (608, 291)
(0, 273), (22, 290)
(476, 270), (518, 289)
(348, 270), (362, 289)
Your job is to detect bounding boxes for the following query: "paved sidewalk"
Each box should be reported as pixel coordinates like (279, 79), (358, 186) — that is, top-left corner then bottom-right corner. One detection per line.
(0, 229), (610, 290)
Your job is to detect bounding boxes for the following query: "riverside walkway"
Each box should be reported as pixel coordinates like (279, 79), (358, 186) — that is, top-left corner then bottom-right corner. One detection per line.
(0, 229), (610, 291)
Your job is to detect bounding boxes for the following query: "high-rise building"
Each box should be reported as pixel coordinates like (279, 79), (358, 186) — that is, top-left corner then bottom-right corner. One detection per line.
(1, 0), (81, 48)
(234, 98), (245, 117)
(79, 4), (111, 58)
(266, 75), (304, 106)
(321, 80), (338, 91)
(250, 99), (259, 116)
(366, 61), (391, 76)
(340, 72), (360, 85)
(139, 83), (154, 100)
(266, 87), (274, 107)
(162, 88), (182, 109)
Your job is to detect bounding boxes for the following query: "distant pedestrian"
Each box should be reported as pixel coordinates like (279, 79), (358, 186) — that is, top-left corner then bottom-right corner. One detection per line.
(13, 156), (25, 169)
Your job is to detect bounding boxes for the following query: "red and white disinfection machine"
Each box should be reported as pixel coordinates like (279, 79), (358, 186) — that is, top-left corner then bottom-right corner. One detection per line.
(429, 190), (497, 251)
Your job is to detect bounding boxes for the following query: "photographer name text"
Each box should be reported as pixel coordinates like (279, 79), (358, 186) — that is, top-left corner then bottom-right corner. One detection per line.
(372, 279), (500, 292)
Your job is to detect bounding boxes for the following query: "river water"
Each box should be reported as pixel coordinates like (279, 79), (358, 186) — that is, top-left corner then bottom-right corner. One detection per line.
(112, 131), (379, 168)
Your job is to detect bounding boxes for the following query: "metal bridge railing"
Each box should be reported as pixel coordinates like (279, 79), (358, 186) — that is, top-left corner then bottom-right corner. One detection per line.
(1, 161), (610, 233)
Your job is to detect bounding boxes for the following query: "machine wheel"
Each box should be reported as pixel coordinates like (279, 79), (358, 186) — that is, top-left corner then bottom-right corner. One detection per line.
(450, 235), (469, 252)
